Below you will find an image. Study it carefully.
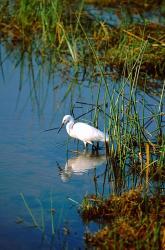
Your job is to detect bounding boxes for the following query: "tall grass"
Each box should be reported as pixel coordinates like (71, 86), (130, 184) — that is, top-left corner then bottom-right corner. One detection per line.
(15, 0), (63, 46)
(75, 16), (165, 178)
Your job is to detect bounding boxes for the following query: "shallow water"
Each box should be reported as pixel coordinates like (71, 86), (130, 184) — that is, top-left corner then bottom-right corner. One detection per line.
(0, 46), (110, 249)
(0, 44), (164, 249)
(85, 4), (165, 27)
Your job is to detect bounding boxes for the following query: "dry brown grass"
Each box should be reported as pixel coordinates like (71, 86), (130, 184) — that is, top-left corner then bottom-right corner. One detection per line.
(81, 187), (165, 249)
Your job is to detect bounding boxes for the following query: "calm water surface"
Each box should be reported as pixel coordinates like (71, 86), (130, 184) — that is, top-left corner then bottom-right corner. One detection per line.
(0, 45), (163, 249)
(0, 46), (111, 249)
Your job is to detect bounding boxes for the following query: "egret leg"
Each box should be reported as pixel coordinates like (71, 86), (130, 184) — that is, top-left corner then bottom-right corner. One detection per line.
(84, 142), (88, 151)
(105, 141), (109, 156)
(92, 143), (99, 153)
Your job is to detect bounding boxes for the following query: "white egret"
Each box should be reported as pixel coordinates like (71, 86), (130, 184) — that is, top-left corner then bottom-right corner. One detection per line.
(58, 115), (108, 148)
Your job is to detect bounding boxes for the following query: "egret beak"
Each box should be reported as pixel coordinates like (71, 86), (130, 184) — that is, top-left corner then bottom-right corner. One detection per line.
(43, 127), (58, 132)
(58, 123), (64, 134)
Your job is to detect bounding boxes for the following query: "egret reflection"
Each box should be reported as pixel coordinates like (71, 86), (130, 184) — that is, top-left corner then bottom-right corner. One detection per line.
(59, 152), (107, 182)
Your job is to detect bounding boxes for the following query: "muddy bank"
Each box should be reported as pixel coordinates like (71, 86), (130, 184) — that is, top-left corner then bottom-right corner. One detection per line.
(80, 187), (165, 249)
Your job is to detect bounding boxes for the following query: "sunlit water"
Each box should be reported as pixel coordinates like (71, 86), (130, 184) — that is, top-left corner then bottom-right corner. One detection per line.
(0, 44), (164, 250)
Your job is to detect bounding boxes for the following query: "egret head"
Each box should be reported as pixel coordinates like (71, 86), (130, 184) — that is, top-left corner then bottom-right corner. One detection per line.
(58, 115), (74, 133)
(62, 115), (74, 125)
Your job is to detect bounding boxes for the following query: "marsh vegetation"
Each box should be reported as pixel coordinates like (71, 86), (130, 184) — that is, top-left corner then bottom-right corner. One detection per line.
(0, 0), (164, 249)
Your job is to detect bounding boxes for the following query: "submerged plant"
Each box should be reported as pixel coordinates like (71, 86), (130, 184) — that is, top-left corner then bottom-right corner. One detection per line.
(19, 192), (56, 236)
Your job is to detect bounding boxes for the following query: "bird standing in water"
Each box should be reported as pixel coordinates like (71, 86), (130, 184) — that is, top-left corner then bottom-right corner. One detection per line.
(58, 115), (108, 149)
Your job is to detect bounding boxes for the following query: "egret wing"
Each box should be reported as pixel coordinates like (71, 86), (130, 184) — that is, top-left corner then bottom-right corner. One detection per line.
(72, 122), (105, 142)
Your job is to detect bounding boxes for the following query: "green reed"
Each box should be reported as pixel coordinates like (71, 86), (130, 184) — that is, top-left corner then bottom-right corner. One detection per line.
(77, 17), (164, 173)
(20, 192), (39, 228)
(20, 192), (57, 236)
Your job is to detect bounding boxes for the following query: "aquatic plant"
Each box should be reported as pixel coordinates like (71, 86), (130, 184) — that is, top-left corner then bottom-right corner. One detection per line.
(20, 192), (56, 235)
(80, 187), (165, 249)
